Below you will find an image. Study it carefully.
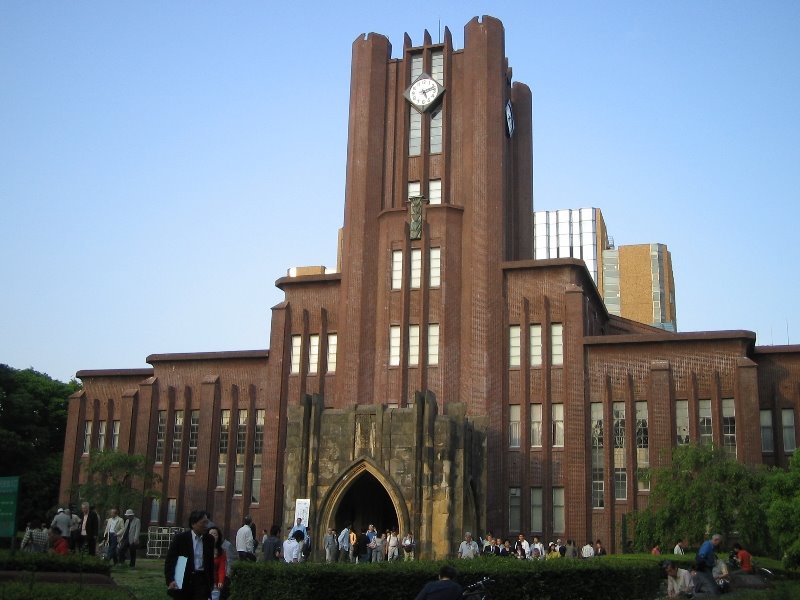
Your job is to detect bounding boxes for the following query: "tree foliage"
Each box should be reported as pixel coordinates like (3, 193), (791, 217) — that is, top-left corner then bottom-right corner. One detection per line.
(764, 453), (800, 568)
(77, 449), (161, 515)
(0, 364), (80, 528)
(630, 444), (768, 554)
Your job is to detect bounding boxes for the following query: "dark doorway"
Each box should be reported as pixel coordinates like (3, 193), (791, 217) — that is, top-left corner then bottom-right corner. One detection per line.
(334, 471), (398, 534)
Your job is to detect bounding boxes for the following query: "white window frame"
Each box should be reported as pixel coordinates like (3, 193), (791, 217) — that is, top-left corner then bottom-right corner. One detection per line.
(551, 323), (564, 366)
(509, 325), (521, 368)
(410, 249), (422, 289)
(389, 326), (401, 367)
(552, 403), (564, 446)
(530, 403), (543, 447)
(290, 335), (302, 374)
(327, 333), (338, 373)
(308, 334), (320, 374)
(408, 325), (420, 366)
(427, 324), (439, 366)
(428, 179), (442, 204)
(553, 487), (565, 533)
(530, 324), (542, 367)
(760, 409), (774, 453)
(391, 250), (403, 290)
(783, 408), (796, 453)
(429, 247), (441, 287)
(509, 405), (521, 448)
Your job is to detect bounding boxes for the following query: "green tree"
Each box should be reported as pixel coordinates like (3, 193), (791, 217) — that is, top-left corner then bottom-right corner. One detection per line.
(630, 444), (768, 554)
(763, 453), (800, 567)
(0, 364), (80, 528)
(77, 450), (161, 515)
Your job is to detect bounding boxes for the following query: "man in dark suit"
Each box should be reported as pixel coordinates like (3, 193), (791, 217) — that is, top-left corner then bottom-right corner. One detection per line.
(165, 509), (214, 600)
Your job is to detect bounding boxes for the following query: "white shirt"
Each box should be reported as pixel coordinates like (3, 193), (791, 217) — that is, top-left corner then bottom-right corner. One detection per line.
(105, 515), (124, 536)
(581, 543), (595, 558)
(531, 542), (545, 558)
(458, 539), (479, 558)
(283, 537), (302, 563)
(192, 531), (205, 571)
(667, 568), (694, 597)
(673, 543), (685, 555)
(235, 524), (254, 553)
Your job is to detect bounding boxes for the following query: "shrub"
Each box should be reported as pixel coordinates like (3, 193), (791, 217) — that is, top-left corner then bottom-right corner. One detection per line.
(0, 550), (111, 575)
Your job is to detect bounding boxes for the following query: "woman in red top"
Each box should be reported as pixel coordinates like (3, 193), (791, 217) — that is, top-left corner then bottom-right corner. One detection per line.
(48, 526), (69, 555)
(732, 542), (753, 573)
(208, 526), (228, 599)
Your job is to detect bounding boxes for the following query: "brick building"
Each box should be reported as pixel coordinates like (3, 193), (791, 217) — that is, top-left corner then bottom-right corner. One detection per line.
(60, 16), (800, 558)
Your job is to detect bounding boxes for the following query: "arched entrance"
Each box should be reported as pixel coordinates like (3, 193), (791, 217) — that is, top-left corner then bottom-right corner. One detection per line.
(334, 471), (398, 533)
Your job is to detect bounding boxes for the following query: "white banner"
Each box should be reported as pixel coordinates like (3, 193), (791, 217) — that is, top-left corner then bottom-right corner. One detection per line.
(294, 498), (310, 527)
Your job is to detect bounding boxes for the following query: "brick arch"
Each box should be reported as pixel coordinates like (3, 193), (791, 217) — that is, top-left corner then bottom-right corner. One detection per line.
(317, 457), (411, 537)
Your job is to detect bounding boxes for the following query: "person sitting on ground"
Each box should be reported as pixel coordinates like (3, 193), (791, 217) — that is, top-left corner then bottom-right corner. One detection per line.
(664, 560), (694, 599)
(49, 526), (69, 555)
(713, 557), (731, 593)
(414, 565), (463, 600)
(731, 542), (753, 573)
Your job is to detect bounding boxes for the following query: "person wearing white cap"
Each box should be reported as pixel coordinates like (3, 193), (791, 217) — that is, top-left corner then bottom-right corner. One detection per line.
(117, 509), (141, 567)
(51, 507), (71, 541)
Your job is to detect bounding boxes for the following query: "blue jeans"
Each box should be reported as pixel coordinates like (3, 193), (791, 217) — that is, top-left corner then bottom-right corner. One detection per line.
(105, 532), (118, 563)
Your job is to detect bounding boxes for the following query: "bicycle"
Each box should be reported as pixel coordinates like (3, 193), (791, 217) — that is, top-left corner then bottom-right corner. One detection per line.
(461, 577), (494, 600)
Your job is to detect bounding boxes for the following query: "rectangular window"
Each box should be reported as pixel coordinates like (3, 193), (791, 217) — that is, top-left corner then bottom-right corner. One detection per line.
(149, 498), (160, 524)
(217, 409), (230, 488)
(430, 106), (443, 154)
(429, 248), (441, 287)
(290, 335), (302, 374)
(509, 325), (521, 368)
(389, 325), (401, 366)
(552, 403), (565, 446)
(509, 405), (521, 448)
(722, 398), (736, 457)
(327, 333), (338, 373)
(530, 403), (543, 447)
(760, 409), (774, 453)
(251, 409), (264, 504)
(551, 323), (564, 365)
(187, 410), (199, 471)
(614, 468), (627, 500)
(428, 179), (442, 204)
(166, 498), (177, 525)
(591, 403), (604, 507)
(636, 401), (649, 491)
(428, 324), (439, 366)
(96, 420), (106, 450)
(155, 411), (166, 463)
(391, 250), (403, 290)
(408, 181), (421, 199)
(508, 487), (521, 533)
(699, 400), (712, 445)
(530, 324), (542, 367)
(410, 249), (422, 289)
(171, 410), (183, 464)
(783, 408), (796, 453)
(83, 421), (92, 454)
(111, 420), (120, 450)
(613, 402), (625, 472)
(234, 409), (248, 496)
(553, 487), (565, 533)
(530, 487), (543, 533)
(308, 334), (320, 374)
(408, 325), (420, 366)
(676, 400), (690, 445)
(409, 110), (422, 156)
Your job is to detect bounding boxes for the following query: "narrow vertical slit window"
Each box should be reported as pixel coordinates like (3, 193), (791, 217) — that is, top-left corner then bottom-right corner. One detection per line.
(760, 409), (774, 453)
(429, 247), (441, 287)
(428, 324), (439, 366)
(187, 410), (199, 471)
(408, 325), (420, 366)
(389, 326), (401, 366)
(636, 401), (649, 491)
(391, 250), (403, 290)
(530, 487), (543, 533)
(97, 420), (106, 450)
(509, 325), (521, 368)
(410, 249), (422, 289)
(428, 179), (442, 204)
(552, 403), (564, 446)
(783, 409), (796, 453)
(676, 400), (689, 445)
(290, 335), (302, 374)
(699, 400), (712, 445)
(111, 420), (120, 450)
(509, 405), (521, 448)
(251, 409), (264, 504)
(308, 334), (320, 374)
(553, 487), (565, 533)
(155, 411), (166, 463)
(722, 398), (736, 457)
(551, 323), (564, 365)
(327, 333), (338, 373)
(234, 410), (247, 496)
(83, 421), (92, 455)
(530, 403), (542, 447)
(217, 410), (230, 488)
(530, 324), (542, 367)
(591, 403), (604, 507)
(508, 488), (521, 533)
(171, 410), (183, 464)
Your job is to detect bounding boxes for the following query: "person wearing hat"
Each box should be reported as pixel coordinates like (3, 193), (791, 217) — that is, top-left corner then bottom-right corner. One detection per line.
(51, 507), (71, 542)
(117, 509), (141, 567)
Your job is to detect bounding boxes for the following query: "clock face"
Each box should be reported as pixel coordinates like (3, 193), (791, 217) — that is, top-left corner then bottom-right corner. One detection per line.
(505, 99), (515, 137)
(405, 75), (444, 112)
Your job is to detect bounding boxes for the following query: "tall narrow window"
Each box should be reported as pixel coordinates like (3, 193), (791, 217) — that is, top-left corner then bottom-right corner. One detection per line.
(155, 411), (166, 463)
(96, 420), (106, 450)
(389, 326), (401, 366)
(428, 324), (439, 366)
(530, 487), (543, 533)
(591, 403), (604, 508)
(149, 498), (160, 524)
(508, 488), (521, 533)
(408, 181), (421, 199)
(408, 325), (420, 366)
(509, 325), (521, 368)
(171, 410), (183, 464)
(327, 333), (338, 373)
(722, 398), (736, 457)
(430, 51), (444, 154)
(83, 421), (92, 454)
(551, 323), (564, 365)
(111, 420), (120, 450)
(760, 409), (774, 453)
(308, 334), (320, 374)
(410, 249), (422, 289)
(676, 400), (690, 445)
(553, 487), (565, 533)
(166, 498), (177, 525)
(783, 409), (796, 453)
(699, 400), (712, 445)
(429, 248), (441, 287)
(509, 405), (521, 448)
(187, 410), (199, 471)
(530, 324), (543, 367)
(408, 53), (423, 157)
(614, 468), (627, 500)
(391, 250), (403, 290)
(530, 403), (543, 447)
(552, 403), (564, 446)
(428, 179), (442, 204)
(217, 409), (230, 488)
(234, 410), (248, 496)
(251, 409), (264, 504)
(636, 401), (649, 491)
(290, 335), (302, 374)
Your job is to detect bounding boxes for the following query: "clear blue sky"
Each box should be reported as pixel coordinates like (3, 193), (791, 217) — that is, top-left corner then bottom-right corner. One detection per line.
(2, 1), (799, 383)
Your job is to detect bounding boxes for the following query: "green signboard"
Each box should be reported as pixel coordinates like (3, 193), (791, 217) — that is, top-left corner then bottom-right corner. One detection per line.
(0, 476), (20, 537)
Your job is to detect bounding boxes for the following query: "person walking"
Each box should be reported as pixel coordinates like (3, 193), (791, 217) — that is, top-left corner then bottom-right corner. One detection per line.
(165, 510), (214, 600)
(117, 509), (141, 567)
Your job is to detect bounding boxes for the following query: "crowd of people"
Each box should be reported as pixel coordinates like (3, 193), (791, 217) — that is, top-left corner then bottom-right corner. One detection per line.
(20, 502), (142, 566)
(455, 531), (608, 560)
